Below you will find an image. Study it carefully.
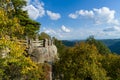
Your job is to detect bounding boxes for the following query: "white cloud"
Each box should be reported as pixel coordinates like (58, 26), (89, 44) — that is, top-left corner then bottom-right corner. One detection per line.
(69, 10), (94, 19)
(23, 0), (45, 20)
(61, 25), (71, 33)
(23, 5), (39, 20)
(44, 29), (56, 34)
(78, 10), (94, 17)
(69, 7), (119, 25)
(42, 28), (63, 38)
(103, 26), (120, 32)
(46, 10), (61, 20)
(41, 26), (72, 39)
(93, 7), (119, 25)
(41, 26), (120, 40)
(68, 13), (78, 19)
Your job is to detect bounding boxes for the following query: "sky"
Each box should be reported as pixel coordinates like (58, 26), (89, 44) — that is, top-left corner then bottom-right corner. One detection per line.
(23, 0), (120, 40)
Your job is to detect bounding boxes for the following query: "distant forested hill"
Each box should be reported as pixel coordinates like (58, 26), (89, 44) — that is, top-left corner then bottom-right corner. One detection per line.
(62, 39), (120, 54)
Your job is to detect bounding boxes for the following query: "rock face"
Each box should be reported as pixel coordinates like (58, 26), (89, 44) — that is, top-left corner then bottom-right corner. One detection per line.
(0, 38), (57, 80)
(28, 39), (58, 80)
(28, 39), (58, 63)
(0, 38), (58, 63)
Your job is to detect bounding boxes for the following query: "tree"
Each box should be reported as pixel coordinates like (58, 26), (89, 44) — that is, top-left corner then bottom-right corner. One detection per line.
(39, 32), (51, 40)
(0, 38), (45, 79)
(101, 53), (120, 80)
(0, 6), (45, 79)
(86, 36), (111, 55)
(11, 0), (40, 38)
(0, 8), (24, 37)
(0, 0), (40, 38)
(54, 42), (108, 80)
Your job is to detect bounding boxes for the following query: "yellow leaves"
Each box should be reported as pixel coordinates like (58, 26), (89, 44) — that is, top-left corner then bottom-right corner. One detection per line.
(0, 8), (5, 16)
(12, 18), (24, 34)
(0, 38), (25, 57)
(0, 8), (24, 37)
(0, 37), (45, 79)
(21, 60), (38, 75)
(21, 66), (34, 74)
(0, 9), (8, 27)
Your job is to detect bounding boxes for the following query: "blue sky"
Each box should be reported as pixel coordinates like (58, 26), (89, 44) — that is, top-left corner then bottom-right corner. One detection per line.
(23, 0), (120, 40)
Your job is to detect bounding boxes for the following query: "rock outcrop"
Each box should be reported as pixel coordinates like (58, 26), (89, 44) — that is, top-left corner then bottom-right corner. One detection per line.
(30, 44), (58, 63)
(28, 39), (58, 63)
(0, 38), (58, 63)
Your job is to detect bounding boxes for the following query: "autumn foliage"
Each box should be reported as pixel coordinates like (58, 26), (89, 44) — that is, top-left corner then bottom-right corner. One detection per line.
(54, 38), (120, 80)
(0, 0), (45, 79)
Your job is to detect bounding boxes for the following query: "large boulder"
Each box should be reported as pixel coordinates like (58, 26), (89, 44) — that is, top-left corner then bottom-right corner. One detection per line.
(30, 44), (58, 63)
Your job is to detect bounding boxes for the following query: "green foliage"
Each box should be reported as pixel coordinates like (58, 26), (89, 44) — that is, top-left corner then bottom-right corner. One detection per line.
(0, 0), (40, 38)
(101, 54), (120, 80)
(39, 32), (51, 40)
(0, 0), (49, 79)
(54, 37), (120, 80)
(0, 38), (45, 79)
(20, 17), (40, 38)
(11, 0), (40, 38)
(86, 36), (111, 54)
(54, 42), (108, 80)
(11, 0), (26, 10)
(53, 37), (67, 58)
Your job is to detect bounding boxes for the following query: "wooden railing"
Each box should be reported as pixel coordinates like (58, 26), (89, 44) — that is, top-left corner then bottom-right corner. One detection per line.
(0, 38), (53, 48)
(31, 40), (44, 47)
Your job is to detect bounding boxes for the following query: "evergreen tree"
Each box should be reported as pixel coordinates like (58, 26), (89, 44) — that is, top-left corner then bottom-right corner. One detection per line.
(39, 32), (51, 40)
(2, 0), (41, 38)
(86, 36), (111, 54)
